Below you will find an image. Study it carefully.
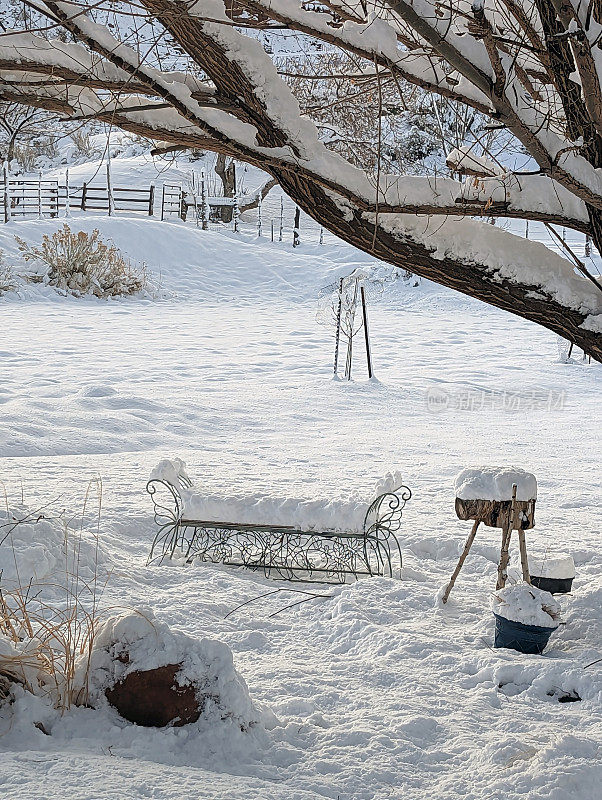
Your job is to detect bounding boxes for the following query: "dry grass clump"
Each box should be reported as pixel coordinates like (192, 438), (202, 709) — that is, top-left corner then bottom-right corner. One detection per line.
(0, 479), (108, 711)
(15, 224), (145, 298)
(70, 128), (97, 158)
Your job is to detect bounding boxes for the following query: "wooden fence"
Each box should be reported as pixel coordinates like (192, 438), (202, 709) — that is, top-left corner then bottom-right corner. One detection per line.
(0, 168), (325, 245)
(0, 174), (187, 222)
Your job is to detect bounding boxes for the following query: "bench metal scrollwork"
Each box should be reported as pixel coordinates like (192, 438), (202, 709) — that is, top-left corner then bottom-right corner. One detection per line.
(146, 478), (411, 584)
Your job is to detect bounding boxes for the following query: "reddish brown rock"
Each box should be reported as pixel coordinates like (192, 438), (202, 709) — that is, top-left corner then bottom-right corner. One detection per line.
(105, 663), (204, 727)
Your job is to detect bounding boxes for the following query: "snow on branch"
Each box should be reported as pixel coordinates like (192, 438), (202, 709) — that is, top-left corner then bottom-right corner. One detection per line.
(234, 0), (493, 112)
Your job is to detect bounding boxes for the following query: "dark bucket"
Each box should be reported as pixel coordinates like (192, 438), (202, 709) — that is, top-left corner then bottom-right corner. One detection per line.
(493, 613), (557, 655)
(530, 575), (574, 594)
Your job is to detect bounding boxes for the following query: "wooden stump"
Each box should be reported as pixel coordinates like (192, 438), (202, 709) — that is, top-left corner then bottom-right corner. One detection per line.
(455, 497), (535, 529)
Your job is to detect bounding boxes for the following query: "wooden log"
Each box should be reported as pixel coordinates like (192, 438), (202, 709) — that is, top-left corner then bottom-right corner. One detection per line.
(496, 485), (517, 589)
(442, 519), (480, 603)
(455, 497), (535, 529)
(518, 529), (531, 583)
(496, 524), (512, 589)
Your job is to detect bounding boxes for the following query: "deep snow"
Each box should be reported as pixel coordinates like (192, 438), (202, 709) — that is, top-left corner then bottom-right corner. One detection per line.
(0, 211), (600, 800)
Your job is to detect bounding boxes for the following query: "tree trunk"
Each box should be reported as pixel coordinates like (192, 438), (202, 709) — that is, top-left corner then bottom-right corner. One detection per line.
(214, 153), (236, 223)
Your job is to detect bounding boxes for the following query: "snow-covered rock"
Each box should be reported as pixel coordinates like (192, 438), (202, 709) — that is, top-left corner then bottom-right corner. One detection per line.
(81, 611), (258, 731)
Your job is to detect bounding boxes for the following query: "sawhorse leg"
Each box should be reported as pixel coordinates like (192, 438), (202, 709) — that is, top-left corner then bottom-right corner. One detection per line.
(442, 519), (480, 603)
(496, 524), (512, 589)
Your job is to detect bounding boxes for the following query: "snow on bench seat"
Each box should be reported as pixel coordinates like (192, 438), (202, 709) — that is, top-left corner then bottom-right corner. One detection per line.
(150, 459), (403, 533)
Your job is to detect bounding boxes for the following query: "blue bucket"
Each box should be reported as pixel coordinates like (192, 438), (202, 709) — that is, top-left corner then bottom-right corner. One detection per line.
(493, 613), (557, 655)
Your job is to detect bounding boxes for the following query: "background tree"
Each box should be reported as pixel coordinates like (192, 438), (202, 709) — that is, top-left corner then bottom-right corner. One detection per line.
(0, 103), (58, 169)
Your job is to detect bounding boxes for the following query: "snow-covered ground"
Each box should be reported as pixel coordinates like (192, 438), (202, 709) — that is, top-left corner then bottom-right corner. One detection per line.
(0, 208), (600, 799)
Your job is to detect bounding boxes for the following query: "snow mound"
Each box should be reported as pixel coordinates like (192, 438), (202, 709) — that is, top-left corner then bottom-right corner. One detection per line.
(455, 466), (537, 501)
(150, 460), (406, 532)
(82, 611), (258, 731)
(0, 508), (108, 587)
(492, 583), (560, 628)
(149, 457), (191, 489)
(529, 554), (575, 579)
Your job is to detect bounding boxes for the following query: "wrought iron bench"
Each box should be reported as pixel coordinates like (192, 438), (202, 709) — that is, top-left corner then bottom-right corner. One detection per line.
(146, 475), (411, 584)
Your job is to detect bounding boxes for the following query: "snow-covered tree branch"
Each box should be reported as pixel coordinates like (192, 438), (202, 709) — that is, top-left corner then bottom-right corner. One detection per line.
(1, 0), (601, 359)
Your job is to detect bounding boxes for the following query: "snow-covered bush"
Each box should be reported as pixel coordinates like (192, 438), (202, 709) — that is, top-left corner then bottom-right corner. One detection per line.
(70, 127), (97, 158)
(0, 499), (109, 710)
(0, 249), (16, 294)
(15, 225), (145, 297)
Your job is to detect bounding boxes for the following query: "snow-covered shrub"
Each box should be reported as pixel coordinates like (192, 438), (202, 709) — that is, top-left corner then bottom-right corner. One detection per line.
(0, 498), (109, 710)
(15, 225), (145, 297)
(0, 249), (16, 294)
(70, 127), (97, 158)
(492, 583), (560, 628)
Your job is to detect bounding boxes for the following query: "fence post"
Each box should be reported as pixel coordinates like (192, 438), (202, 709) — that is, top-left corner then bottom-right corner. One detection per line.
(3, 161), (11, 223)
(585, 233), (592, 258)
(201, 171), (209, 230)
(106, 161), (114, 216)
(65, 169), (71, 218)
(319, 226), (324, 245)
(257, 195), (262, 237)
(233, 193), (240, 232)
(180, 188), (187, 221)
(81, 181), (87, 211)
(292, 206), (300, 247)
(271, 219), (274, 242)
(279, 196), (283, 241)
(160, 184), (165, 221)
(148, 183), (155, 216)
(38, 171), (43, 219)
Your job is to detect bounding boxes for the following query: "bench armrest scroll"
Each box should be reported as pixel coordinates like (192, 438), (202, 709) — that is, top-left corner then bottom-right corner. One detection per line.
(146, 478), (185, 527)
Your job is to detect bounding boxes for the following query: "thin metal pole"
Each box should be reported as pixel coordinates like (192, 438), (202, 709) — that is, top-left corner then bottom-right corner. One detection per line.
(333, 277), (343, 377)
(360, 285), (373, 379)
(271, 219), (274, 242)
